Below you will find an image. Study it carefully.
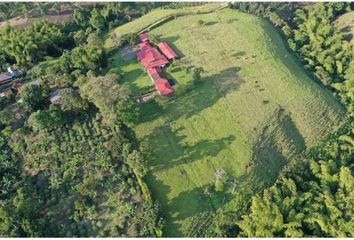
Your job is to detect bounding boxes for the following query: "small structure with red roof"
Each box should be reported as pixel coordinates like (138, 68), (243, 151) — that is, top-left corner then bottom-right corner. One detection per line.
(157, 42), (178, 60)
(154, 78), (174, 96)
(138, 33), (149, 42)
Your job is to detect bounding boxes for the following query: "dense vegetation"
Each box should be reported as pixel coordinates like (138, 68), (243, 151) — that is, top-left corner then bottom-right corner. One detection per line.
(0, 3), (35, 21)
(237, 126), (354, 237)
(229, 2), (354, 237)
(0, 3), (165, 237)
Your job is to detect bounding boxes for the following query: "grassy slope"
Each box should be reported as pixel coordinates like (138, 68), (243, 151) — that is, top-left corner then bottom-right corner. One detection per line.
(109, 8), (347, 236)
(104, 3), (226, 50)
(335, 10), (354, 43)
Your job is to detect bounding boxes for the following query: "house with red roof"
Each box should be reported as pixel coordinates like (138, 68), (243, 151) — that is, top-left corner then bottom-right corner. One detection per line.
(135, 33), (176, 96)
(157, 42), (178, 60)
(137, 45), (169, 69)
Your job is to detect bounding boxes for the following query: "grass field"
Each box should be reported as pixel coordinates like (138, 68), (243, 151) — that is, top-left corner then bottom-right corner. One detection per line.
(111, 8), (347, 236)
(104, 3), (226, 50)
(335, 10), (354, 43)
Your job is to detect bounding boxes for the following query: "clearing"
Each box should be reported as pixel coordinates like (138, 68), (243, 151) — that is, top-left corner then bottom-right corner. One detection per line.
(108, 7), (347, 236)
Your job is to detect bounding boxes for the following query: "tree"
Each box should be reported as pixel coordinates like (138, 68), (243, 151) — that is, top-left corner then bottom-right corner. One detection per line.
(27, 105), (66, 131)
(192, 67), (204, 85)
(27, 110), (51, 131)
(19, 84), (43, 113)
(52, 3), (61, 16)
(116, 98), (139, 127)
(125, 150), (147, 178)
(73, 30), (87, 46)
(89, 8), (105, 31)
(60, 89), (89, 113)
(79, 74), (130, 124)
(72, 8), (90, 28)
(86, 32), (102, 46)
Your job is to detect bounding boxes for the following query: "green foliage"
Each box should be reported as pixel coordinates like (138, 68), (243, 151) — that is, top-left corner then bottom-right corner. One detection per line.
(19, 84), (44, 113)
(19, 113), (161, 236)
(237, 126), (354, 237)
(27, 105), (66, 131)
(0, 21), (69, 68)
(60, 89), (89, 114)
(73, 30), (87, 46)
(89, 8), (106, 31)
(0, 3), (34, 21)
(125, 149), (147, 178)
(79, 74), (131, 124)
(116, 98), (140, 127)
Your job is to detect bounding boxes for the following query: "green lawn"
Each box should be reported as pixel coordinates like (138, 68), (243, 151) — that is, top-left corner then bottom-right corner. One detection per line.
(111, 8), (347, 236)
(104, 3), (226, 50)
(106, 52), (151, 94)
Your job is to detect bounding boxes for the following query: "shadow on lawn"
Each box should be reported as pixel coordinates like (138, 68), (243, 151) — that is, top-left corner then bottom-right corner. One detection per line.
(340, 25), (353, 42)
(237, 108), (307, 196)
(146, 174), (232, 236)
(204, 21), (218, 26)
(138, 66), (245, 125)
(146, 125), (236, 172)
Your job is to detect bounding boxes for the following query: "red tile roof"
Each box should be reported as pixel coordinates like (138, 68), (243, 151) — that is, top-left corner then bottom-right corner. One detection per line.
(138, 41), (151, 50)
(157, 42), (178, 60)
(137, 46), (169, 68)
(139, 33), (149, 42)
(147, 67), (162, 81)
(154, 78), (173, 96)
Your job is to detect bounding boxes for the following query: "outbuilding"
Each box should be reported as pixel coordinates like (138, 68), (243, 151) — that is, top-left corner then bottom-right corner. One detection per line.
(138, 33), (149, 42)
(154, 78), (174, 96)
(157, 42), (178, 60)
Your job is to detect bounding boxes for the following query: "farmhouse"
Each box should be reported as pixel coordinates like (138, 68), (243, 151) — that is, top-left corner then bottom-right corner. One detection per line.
(136, 33), (178, 96)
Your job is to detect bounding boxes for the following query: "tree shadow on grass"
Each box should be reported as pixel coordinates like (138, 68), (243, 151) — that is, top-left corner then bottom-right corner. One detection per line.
(340, 25), (353, 42)
(226, 18), (238, 24)
(238, 108), (307, 194)
(231, 51), (246, 59)
(146, 173), (233, 236)
(204, 21), (218, 26)
(205, 67), (245, 95)
(120, 68), (150, 94)
(145, 125), (236, 172)
(138, 66), (245, 126)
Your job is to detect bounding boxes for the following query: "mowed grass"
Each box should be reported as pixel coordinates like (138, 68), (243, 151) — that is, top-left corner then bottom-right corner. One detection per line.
(113, 8), (347, 236)
(104, 3), (226, 49)
(106, 52), (152, 94)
